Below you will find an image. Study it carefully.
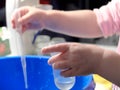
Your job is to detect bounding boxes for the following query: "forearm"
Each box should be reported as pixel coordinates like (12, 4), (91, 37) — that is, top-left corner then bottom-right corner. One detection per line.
(97, 49), (120, 86)
(44, 10), (103, 38)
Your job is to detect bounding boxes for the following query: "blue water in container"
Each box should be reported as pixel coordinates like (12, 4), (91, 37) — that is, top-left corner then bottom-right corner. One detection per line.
(0, 56), (93, 90)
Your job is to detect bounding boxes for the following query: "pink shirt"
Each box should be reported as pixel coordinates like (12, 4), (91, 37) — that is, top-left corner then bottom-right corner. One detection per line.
(93, 0), (120, 54)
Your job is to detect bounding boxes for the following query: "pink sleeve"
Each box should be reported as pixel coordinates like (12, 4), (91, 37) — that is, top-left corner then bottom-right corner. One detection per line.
(93, 0), (120, 37)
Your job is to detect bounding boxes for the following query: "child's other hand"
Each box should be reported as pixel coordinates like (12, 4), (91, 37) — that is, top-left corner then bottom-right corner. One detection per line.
(41, 42), (104, 77)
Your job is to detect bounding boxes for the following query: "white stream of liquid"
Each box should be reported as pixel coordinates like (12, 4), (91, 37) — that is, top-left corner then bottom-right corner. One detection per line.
(21, 56), (28, 88)
(16, 31), (28, 88)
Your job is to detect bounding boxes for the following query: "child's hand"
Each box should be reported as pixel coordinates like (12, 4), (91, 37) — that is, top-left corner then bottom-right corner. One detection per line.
(11, 6), (46, 32)
(41, 42), (104, 77)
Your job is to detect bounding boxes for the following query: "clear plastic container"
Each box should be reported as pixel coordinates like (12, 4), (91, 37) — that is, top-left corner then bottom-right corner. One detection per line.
(53, 69), (76, 90)
(50, 37), (76, 90)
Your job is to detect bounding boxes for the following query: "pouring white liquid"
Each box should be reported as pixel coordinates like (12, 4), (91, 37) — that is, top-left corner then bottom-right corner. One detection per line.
(20, 56), (28, 88)
(16, 28), (28, 88)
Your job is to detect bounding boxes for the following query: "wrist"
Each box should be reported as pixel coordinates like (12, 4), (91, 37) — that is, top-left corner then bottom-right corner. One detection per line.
(88, 45), (105, 74)
(94, 48), (106, 74)
(83, 44), (105, 74)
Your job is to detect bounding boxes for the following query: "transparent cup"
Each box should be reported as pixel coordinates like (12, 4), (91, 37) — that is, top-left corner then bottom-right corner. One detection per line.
(53, 69), (76, 90)
(50, 37), (76, 90)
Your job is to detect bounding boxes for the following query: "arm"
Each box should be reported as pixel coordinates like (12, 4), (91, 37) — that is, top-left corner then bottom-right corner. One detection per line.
(44, 10), (103, 38)
(41, 43), (120, 86)
(45, 0), (120, 38)
(11, 6), (103, 38)
(12, 0), (120, 38)
(97, 49), (120, 86)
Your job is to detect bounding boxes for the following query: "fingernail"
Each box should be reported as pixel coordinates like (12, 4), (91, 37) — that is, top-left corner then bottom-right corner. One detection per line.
(48, 60), (52, 65)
